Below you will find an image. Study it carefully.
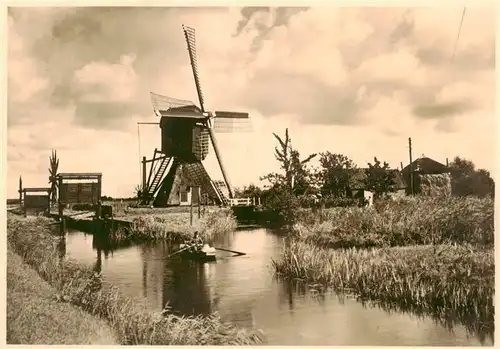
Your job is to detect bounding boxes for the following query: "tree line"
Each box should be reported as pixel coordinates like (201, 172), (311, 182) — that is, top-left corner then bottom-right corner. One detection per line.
(235, 128), (495, 221)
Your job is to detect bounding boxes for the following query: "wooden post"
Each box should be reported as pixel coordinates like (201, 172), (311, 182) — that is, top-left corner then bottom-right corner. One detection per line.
(47, 189), (51, 215)
(190, 196), (194, 226)
(58, 176), (63, 220)
(408, 137), (414, 196)
(22, 190), (27, 217)
(197, 187), (201, 219)
(96, 175), (102, 220)
(142, 156), (147, 194)
(60, 217), (66, 235)
(203, 194), (207, 215)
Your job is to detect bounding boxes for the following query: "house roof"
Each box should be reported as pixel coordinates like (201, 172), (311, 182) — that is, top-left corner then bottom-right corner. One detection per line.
(402, 156), (449, 176)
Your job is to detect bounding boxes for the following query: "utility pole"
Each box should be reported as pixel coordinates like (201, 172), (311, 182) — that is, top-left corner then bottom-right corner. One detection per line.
(142, 156), (147, 194)
(400, 162), (403, 171)
(408, 137), (414, 195)
(18, 175), (23, 204)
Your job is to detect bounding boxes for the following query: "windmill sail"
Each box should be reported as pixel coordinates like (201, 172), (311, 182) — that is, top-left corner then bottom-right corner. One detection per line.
(213, 117), (253, 133)
(214, 111), (249, 119)
(183, 25), (206, 112)
(150, 92), (196, 116)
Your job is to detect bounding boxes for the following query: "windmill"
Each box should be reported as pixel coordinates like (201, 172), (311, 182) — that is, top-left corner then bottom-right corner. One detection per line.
(139, 25), (251, 207)
(48, 149), (59, 205)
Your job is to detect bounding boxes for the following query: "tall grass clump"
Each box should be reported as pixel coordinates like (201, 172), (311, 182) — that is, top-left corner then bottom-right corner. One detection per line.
(7, 215), (263, 345)
(125, 208), (237, 243)
(293, 196), (493, 248)
(7, 247), (118, 345)
(272, 240), (494, 341)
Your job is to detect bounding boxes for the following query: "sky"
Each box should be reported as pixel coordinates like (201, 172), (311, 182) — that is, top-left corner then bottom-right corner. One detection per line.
(6, 6), (496, 198)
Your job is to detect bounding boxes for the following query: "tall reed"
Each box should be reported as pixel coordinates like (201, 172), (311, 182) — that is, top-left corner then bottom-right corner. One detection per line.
(126, 208), (237, 243)
(272, 240), (494, 340)
(7, 215), (262, 345)
(293, 196), (493, 248)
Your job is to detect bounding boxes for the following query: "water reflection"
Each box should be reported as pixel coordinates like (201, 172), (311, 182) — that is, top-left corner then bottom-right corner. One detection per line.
(57, 235), (66, 262)
(163, 259), (213, 316)
(62, 228), (492, 346)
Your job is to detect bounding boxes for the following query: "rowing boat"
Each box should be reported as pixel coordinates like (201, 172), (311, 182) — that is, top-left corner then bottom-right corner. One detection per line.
(176, 243), (217, 262)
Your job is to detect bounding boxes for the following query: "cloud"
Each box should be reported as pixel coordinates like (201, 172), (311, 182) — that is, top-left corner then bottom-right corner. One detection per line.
(6, 6), (496, 198)
(412, 101), (473, 119)
(73, 53), (138, 102)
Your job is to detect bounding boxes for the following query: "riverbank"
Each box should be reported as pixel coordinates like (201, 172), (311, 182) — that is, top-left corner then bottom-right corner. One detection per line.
(293, 196), (493, 248)
(75, 207), (237, 244)
(7, 214), (263, 345)
(7, 247), (118, 344)
(272, 196), (494, 341)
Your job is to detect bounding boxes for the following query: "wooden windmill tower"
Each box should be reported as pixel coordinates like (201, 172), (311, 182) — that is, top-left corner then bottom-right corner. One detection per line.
(139, 25), (250, 207)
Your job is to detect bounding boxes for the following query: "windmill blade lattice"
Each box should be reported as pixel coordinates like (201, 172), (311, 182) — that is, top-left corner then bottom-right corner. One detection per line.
(183, 25), (206, 112)
(213, 117), (253, 133)
(150, 92), (197, 115)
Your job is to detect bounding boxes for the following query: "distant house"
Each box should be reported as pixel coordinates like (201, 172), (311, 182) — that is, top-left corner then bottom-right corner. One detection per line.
(402, 156), (449, 176)
(401, 156), (450, 194)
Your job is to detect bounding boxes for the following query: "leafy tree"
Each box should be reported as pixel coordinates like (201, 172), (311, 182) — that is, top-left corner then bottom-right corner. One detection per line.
(449, 156), (476, 175)
(317, 152), (366, 197)
(290, 149), (317, 195)
(234, 184), (264, 198)
(449, 156), (495, 198)
(364, 157), (397, 199)
(260, 128), (317, 193)
(262, 186), (301, 226)
(259, 128), (316, 227)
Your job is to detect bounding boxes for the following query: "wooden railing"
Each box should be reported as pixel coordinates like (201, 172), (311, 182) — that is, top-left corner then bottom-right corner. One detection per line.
(229, 197), (261, 207)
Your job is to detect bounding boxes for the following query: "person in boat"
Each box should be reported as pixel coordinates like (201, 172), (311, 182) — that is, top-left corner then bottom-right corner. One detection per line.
(186, 231), (204, 252)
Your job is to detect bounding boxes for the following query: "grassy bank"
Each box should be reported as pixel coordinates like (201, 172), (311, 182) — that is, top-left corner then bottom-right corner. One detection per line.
(7, 247), (118, 344)
(272, 241), (494, 340)
(293, 196), (493, 249)
(112, 208), (237, 243)
(7, 214), (262, 345)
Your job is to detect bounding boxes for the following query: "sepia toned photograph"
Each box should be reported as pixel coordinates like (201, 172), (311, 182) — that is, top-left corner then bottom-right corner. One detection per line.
(5, 5), (495, 346)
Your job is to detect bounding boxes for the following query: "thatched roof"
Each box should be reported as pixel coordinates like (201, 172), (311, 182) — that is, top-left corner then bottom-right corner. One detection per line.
(402, 156), (449, 177)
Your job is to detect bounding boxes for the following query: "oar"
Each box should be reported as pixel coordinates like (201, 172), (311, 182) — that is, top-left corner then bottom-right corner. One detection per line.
(167, 245), (191, 259)
(213, 246), (246, 256)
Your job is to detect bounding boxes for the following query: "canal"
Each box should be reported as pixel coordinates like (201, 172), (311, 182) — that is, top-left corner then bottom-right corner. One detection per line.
(62, 226), (491, 346)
